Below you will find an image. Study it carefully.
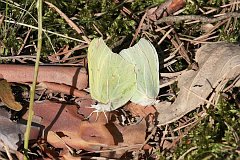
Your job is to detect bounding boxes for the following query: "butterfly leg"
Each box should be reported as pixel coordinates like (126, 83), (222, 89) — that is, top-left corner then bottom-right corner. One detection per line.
(84, 111), (94, 120)
(103, 111), (109, 123)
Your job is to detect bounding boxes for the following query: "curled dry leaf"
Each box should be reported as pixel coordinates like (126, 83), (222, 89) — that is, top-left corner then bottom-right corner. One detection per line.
(0, 79), (22, 111)
(37, 82), (90, 98)
(0, 64), (88, 91)
(156, 43), (240, 125)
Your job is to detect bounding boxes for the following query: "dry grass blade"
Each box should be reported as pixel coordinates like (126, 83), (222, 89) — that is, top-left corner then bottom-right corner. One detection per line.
(157, 28), (191, 64)
(4, 20), (86, 43)
(0, 140), (13, 160)
(17, 28), (32, 55)
(0, 14), (4, 26)
(130, 11), (147, 47)
(44, 1), (90, 44)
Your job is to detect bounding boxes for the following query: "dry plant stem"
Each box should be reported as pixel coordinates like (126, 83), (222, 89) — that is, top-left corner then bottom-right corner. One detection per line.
(158, 28), (191, 64)
(139, 126), (157, 150)
(170, 27), (191, 64)
(177, 146), (198, 160)
(17, 28), (32, 55)
(157, 28), (174, 45)
(79, 144), (143, 155)
(130, 11), (147, 47)
(160, 124), (168, 147)
(193, 20), (228, 44)
(50, 131), (74, 154)
(167, 112), (206, 149)
(24, 0), (42, 159)
(223, 74), (240, 92)
(0, 140), (13, 160)
(155, 12), (240, 24)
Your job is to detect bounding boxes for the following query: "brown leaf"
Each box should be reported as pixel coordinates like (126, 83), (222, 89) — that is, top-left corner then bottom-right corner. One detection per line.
(116, 119), (146, 146)
(0, 64), (88, 91)
(157, 43), (240, 125)
(23, 100), (150, 159)
(0, 79), (22, 111)
(0, 108), (39, 153)
(23, 101), (114, 151)
(124, 103), (156, 118)
(101, 119), (147, 158)
(77, 121), (115, 150)
(38, 82), (90, 98)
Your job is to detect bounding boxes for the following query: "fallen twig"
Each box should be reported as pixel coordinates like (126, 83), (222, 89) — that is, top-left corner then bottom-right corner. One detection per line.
(155, 12), (240, 24)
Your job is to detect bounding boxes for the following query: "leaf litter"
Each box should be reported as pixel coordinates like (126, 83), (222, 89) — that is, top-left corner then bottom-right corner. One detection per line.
(156, 42), (240, 125)
(1, 42), (239, 159)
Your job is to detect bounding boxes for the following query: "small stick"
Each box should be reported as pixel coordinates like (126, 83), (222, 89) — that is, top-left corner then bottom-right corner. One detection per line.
(130, 11), (147, 47)
(155, 12), (240, 24)
(0, 140), (13, 160)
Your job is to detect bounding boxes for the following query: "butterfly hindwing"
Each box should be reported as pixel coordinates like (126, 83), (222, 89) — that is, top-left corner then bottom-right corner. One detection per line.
(120, 38), (159, 106)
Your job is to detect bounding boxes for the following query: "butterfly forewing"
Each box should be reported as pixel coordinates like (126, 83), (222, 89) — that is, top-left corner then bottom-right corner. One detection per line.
(88, 38), (136, 111)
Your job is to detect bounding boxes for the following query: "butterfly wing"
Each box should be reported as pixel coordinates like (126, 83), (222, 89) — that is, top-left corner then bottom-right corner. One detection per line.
(88, 38), (136, 111)
(120, 38), (159, 106)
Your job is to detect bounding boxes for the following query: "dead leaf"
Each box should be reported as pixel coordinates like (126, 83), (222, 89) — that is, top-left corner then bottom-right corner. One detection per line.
(201, 23), (214, 33)
(124, 103), (156, 118)
(23, 100), (147, 159)
(0, 79), (22, 111)
(0, 108), (39, 153)
(38, 82), (90, 98)
(115, 119), (146, 146)
(0, 64), (88, 91)
(101, 119), (147, 158)
(23, 101), (114, 151)
(157, 43), (240, 125)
